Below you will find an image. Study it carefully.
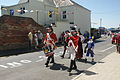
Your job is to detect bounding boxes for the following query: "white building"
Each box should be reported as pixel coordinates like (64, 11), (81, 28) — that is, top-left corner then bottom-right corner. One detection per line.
(1, 0), (91, 38)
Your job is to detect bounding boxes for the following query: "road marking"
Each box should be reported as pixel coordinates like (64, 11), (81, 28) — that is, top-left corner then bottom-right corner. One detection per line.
(100, 45), (116, 52)
(0, 51), (68, 69)
(20, 60), (32, 63)
(7, 62), (22, 68)
(0, 65), (8, 68)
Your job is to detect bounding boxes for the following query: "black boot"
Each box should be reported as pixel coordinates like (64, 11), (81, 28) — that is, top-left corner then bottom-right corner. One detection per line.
(45, 56), (51, 67)
(85, 58), (87, 63)
(73, 60), (77, 70)
(61, 47), (67, 58)
(68, 60), (74, 72)
(50, 55), (55, 63)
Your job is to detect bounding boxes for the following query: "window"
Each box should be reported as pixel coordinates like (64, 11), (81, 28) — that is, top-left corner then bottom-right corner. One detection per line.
(10, 9), (14, 16)
(62, 11), (67, 19)
(19, 7), (25, 14)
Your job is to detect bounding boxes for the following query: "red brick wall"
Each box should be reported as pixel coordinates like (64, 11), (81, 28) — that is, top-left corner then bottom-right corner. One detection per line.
(0, 15), (46, 50)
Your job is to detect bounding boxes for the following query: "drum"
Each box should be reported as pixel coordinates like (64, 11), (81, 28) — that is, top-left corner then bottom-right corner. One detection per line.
(42, 44), (54, 56)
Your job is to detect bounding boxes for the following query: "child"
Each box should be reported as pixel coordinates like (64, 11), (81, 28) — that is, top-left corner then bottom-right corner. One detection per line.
(84, 37), (95, 62)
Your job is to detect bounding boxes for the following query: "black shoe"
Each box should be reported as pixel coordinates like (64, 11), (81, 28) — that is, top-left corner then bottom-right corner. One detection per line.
(46, 65), (49, 67)
(69, 72), (71, 76)
(85, 58), (87, 63)
(50, 61), (55, 63)
(72, 67), (77, 70)
(45, 63), (47, 65)
(68, 69), (71, 72)
(60, 55), (64, 58)
(68, 57), (70, 59)
(92, 59), (94, 62)
(45, 63), (49, 67)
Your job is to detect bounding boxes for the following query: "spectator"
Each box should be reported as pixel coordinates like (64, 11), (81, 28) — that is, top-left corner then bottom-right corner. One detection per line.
(34, 30), (39, 49)
(28, 30), (33, 50)
(37, 30), (43, 45)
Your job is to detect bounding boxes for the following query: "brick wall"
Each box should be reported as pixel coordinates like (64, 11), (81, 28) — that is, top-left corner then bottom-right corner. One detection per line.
(0, 15), (46, 50)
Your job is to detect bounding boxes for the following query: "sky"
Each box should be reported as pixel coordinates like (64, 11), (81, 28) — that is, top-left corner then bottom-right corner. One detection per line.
(0, 0), (120, 28)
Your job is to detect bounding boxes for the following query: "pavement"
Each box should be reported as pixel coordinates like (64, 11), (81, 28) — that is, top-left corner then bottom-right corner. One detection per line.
(72, 52), (120, 80)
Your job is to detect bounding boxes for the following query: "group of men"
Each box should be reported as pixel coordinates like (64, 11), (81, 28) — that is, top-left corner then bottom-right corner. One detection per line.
(28, 30), (43, 50)
(42, 25), (95, 74)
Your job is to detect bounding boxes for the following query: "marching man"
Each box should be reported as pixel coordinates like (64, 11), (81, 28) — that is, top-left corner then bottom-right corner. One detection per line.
(61, 30), (71, 58)
(67, 27), (80, 74)
(84, 37), (95, 62)
(43, 26), (57, 67)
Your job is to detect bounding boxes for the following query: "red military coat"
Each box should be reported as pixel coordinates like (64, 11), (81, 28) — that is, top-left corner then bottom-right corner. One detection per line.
(69, 35), (79, 47)
(69, 35), (83, 59)
(44, 32), (57, 44)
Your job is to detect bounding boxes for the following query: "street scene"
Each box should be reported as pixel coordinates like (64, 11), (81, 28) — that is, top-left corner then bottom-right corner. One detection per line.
(0, 36), (116, 80)
(0, 0), (120, 80)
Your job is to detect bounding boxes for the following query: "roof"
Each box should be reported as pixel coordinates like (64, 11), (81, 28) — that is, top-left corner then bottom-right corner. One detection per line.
(18, 0), (29, 4)
(2, 0), (90, 12)
(53, 0), (74, 7)
(70, 0), (91, 12)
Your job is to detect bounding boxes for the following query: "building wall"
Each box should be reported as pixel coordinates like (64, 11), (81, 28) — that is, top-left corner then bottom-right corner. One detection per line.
(74, 4), (91, 34)
(44, 5), (56, 25)
(60, 5), (74, 23)
(27, 0), (45, 25)
(1, 1), (56, 25)
(1, 0), (91, 37)
(53, 21), (70, 39)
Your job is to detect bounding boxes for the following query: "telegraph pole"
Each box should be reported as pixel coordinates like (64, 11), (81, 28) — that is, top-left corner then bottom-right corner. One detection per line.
(100, 18), (102, 27)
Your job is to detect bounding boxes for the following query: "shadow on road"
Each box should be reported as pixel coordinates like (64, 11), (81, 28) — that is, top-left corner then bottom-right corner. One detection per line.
(0, 48), (41, 57)
(69, 69), (84, 76)
(50, 63), (69, 71)
(69, 70), (97, 76)
(0, 43), (62, 57)
(77, 59), (97, 65)
(94, 40), (106, 43)
(83, 70), (98, 75)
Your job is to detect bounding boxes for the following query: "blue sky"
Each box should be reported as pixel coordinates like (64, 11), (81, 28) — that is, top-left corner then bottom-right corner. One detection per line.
(0, 0), (120, 28)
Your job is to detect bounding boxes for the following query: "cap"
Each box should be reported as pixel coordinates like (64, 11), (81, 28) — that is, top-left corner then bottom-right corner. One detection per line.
(70, 26), (76, 30)
(89, 37), (92, 39)
(46, 26), (52, 29)
(70, 30), (76, 32)
(65, 30), (70, 33)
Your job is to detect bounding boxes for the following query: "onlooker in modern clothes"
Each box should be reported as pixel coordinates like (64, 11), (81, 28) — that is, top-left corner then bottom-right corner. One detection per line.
(28, 30), (33, 50)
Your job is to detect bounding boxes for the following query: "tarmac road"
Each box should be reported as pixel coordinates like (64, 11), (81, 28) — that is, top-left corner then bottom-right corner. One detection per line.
(0, 36), (116, 80)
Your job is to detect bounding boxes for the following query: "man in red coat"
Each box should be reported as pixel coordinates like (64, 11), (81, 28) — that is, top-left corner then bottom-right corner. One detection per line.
(43, 26), (57, 67)
(68, 29), (80, 73)
(116, 33), (120, 53)
(61, 30), (71, 58)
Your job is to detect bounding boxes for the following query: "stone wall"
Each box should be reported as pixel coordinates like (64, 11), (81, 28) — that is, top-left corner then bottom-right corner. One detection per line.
(0, 15), (46, 50)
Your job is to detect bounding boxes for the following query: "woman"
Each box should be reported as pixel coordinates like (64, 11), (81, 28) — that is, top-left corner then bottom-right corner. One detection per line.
(76, 30), (84, 59)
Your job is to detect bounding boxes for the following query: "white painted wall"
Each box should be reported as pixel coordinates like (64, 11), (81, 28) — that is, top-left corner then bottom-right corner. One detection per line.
(74, 4), (91, 35)
(60, 5), (74, 23)
(53, 21), (70, 39)
(1, 0), (91, 37)
(1, 1), (56, 25)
